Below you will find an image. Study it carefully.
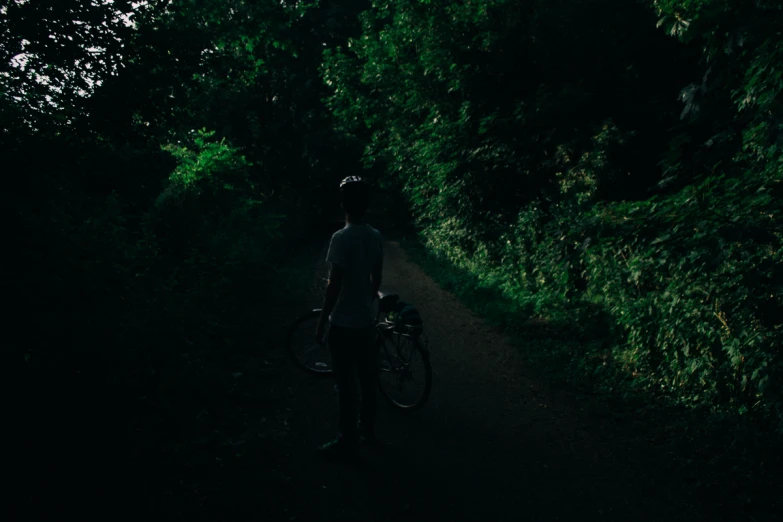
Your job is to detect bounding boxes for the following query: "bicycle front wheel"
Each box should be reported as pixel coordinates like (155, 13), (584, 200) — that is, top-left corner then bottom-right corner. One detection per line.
(378, 330), (432, 411)
(286, 309), (333, 376)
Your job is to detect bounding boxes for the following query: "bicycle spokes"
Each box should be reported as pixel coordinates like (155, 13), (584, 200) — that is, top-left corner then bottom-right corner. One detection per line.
(287, 311), (333, 375)
(378, 332), (430, 409)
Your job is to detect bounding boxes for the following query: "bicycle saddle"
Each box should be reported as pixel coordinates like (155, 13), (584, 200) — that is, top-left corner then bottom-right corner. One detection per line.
(378, 292), (399, 313)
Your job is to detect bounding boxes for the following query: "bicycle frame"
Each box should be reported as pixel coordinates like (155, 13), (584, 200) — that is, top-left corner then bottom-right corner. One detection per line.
(375, 309), (428, 376)
(375, 320), (398, 368)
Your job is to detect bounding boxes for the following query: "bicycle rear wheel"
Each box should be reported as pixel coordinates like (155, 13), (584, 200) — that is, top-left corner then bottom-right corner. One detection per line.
(378, 330), (432, 411)
(286, 309), (333, 376)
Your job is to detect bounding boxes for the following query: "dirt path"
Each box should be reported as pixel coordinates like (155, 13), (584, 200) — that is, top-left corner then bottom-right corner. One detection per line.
(281, 241), (710, 521)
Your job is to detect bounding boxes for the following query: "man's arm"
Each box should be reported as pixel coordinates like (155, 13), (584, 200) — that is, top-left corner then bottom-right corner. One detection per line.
(371, 260), (383, 300)
(318, 262), (344, 328)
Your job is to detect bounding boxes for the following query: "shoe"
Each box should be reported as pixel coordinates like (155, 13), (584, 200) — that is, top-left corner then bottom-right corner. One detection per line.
(317, 437), (359, 461)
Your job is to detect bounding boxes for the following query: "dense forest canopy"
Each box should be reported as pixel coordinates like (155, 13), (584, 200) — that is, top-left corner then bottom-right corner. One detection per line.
(4, 1), (782, 512)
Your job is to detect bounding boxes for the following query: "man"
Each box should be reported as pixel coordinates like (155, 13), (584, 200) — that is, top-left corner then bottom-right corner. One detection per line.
(314, 176), (384, 459)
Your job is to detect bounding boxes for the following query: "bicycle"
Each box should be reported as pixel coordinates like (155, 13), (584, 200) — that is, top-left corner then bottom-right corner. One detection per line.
(286, 288), (432, 411)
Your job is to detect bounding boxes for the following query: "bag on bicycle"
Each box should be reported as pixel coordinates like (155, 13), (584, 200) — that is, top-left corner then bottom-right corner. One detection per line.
(388, 300), (423, 327)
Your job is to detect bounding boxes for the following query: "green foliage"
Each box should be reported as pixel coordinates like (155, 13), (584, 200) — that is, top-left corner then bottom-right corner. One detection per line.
(5, 1), (370, 515)
(583, 172), (782, 411)
(325, 0), (783, 429)
(6, 0), (782, 511)
(158, 129), (257, 210)
(0, 0), (136, 130)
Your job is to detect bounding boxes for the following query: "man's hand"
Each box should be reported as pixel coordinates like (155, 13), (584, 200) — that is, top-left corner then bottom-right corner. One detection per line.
(316, 263), (343, 345)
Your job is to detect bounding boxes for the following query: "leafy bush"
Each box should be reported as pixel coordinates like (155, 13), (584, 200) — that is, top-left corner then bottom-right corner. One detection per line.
(325, 0), (783, 428)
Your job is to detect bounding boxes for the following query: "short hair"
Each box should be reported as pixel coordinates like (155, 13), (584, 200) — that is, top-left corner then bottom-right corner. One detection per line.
(340, 182), (369, 218)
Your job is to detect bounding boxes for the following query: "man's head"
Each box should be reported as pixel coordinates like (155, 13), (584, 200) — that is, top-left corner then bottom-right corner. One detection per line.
(339, 176), (370, 219)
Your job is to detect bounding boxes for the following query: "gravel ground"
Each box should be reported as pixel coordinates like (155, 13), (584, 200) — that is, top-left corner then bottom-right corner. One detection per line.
(277, 240), (721, 522)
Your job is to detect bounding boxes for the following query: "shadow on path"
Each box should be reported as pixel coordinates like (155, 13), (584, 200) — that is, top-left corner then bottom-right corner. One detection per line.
(281, 241), (712, 522)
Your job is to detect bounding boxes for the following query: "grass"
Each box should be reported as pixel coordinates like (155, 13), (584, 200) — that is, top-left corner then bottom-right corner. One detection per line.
(398, 234), (783, 521)
(16, 237), (327, 521)
(125, 237), (329, 519)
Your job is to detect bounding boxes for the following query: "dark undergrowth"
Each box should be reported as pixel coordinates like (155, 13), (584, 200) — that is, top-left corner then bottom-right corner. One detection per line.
(13, 239), (325, 521)
(400, 236), (783, 521)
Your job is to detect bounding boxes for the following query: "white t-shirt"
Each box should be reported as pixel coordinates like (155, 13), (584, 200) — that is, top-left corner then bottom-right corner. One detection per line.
(326, 223), (384, 329)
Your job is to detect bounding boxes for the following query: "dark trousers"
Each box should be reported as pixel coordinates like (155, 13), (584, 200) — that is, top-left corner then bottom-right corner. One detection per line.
(328, 323), (378, 443)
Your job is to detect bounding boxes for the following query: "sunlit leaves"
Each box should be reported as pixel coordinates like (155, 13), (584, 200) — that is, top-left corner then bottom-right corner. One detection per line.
(1, 0), (139, 129)
(160, 128), (254, 199)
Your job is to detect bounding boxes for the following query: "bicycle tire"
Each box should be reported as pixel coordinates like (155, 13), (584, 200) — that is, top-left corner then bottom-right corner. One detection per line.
(286, 309), (333, 376)
(378, 331), (432, 411)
